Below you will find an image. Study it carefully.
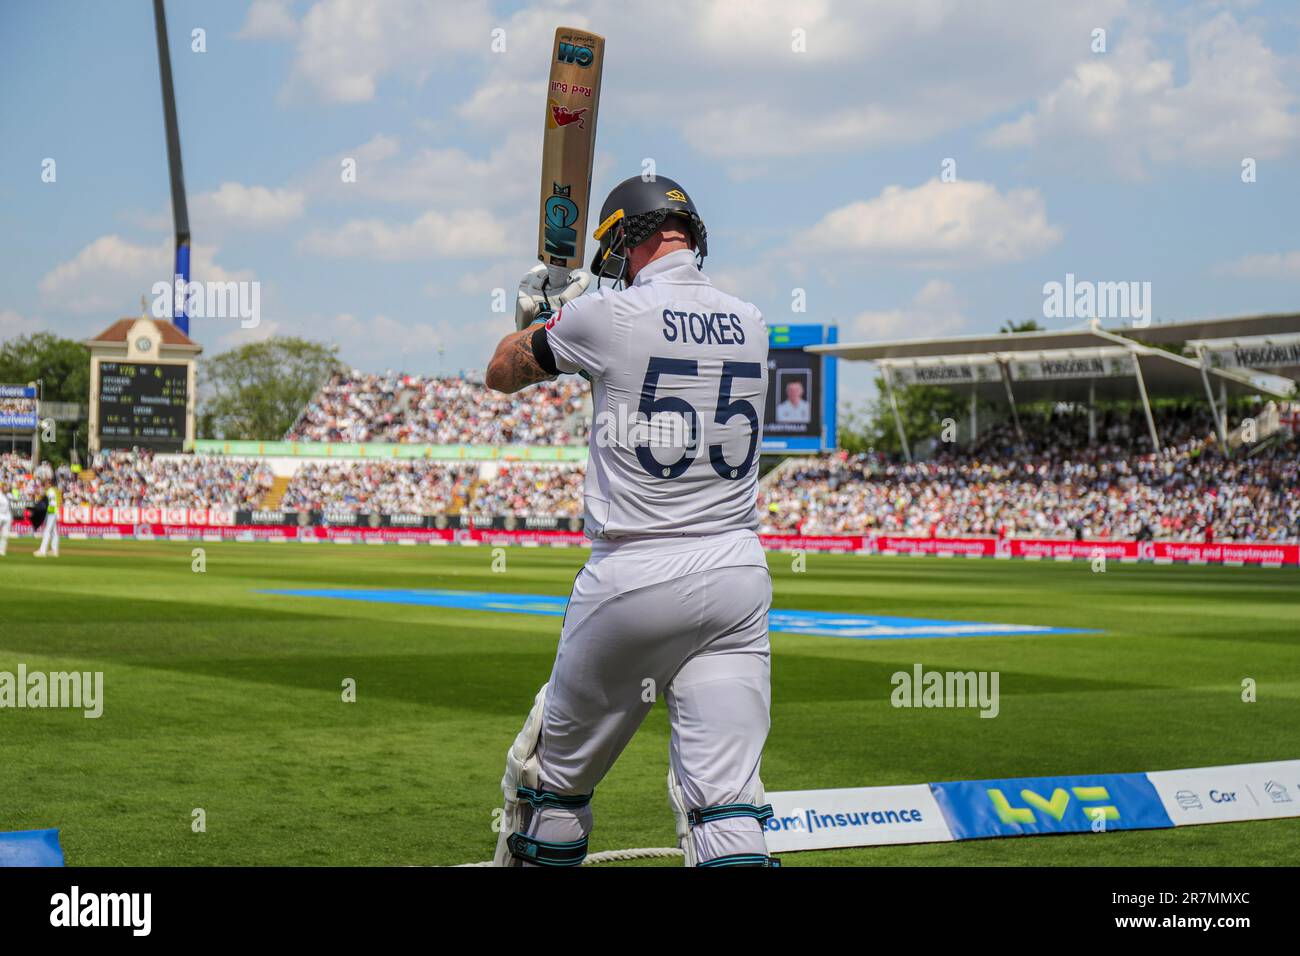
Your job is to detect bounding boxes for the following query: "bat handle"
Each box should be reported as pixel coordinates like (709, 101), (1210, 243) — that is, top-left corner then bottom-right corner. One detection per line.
(545, 263), (572, 290)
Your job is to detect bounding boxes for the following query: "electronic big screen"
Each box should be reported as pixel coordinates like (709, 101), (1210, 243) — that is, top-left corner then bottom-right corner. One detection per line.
(764, 348), (822, 442)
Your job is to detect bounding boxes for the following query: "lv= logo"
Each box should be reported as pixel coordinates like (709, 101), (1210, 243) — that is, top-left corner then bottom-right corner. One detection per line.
(988, 786), (1120, 825)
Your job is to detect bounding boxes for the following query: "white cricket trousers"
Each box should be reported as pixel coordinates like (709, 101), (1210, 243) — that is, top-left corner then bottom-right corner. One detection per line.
(0, 510), (10, 556)
(528, 529), (773, 863)
(36, 515), (59, 556)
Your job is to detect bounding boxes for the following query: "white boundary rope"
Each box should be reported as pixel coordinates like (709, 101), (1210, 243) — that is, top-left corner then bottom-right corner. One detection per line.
(455, 846), (683, 867)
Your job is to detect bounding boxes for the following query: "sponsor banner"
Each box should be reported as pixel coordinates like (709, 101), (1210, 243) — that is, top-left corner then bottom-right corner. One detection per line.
(766, 760), (1300, 852)
(1208, 338), (1300, 371)
(1014, 538), (1131, 561)
(875, 534), (994, 557)
(0, 382), (39, 429)
(45, 514), (1300, 565)
(1155, 541), (1296, 566)
(931, 771), (1172, 839)
(61, 505), (235, 527)
(891, 361), (1001, 387)
(758, 533), (862, 553)
(1010, 354), (1135, 382)
(765, 785), (953, 851)
(1147, 760), (1300, 826)
(56, 523), (590, 547)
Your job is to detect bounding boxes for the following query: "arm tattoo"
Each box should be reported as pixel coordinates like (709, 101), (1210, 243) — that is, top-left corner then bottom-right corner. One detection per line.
(487, 327), (552, 394)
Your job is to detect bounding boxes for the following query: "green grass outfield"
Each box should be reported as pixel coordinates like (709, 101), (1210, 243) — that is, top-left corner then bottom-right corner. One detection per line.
(1, 536), (1297, 866)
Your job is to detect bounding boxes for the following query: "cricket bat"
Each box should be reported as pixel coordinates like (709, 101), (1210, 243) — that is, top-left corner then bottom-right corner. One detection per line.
(537, 26), (605, 288)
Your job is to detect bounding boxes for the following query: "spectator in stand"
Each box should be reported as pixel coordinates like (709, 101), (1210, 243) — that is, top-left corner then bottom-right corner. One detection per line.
(284, 372), (590, 446)
(62, 450), (273, 509)
(757, 407), (1300, 544)
(468, 464), (585, 519)
(281, 461), (476, 514)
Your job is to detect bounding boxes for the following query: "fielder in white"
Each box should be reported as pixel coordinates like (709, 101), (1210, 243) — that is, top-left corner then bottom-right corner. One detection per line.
(0, 485), (14, 557)
(485, 176), (775, 867)
(34, 479), (59, 558)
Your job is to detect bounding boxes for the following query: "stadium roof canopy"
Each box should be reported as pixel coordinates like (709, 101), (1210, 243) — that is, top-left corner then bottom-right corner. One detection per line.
(1114, 312), (1300, 345)
(808, 316), (1298, 461)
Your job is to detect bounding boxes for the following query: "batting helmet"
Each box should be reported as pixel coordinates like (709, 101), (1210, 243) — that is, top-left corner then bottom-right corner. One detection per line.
(589, 175), (707, 285)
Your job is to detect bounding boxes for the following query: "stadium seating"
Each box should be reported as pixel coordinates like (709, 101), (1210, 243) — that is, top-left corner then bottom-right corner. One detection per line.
(283, 372), (590, 445)
(13, 396), (1298, 543)
(280, 461), (477, 515)
(64, 450), (274, 509)
(759, 409), (1300, 543)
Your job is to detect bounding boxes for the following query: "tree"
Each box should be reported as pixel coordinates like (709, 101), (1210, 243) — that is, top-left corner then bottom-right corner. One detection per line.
(0, 332), (92, 464)
(842, 375), (969, 456)
(1000, 319), (1045, 334)
(198, 338), (344, 440)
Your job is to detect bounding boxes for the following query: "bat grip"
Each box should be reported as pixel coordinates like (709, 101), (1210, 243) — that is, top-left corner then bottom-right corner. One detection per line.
(545, 263), (572, 290)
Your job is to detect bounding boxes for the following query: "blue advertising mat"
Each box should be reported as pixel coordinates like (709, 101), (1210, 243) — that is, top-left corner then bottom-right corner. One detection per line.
(261, 588), (1093, 640)
(0, 828), (65, 867)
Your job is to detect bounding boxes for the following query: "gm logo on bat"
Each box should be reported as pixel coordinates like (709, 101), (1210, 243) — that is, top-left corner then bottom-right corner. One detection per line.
(544, 183), (580, 261)
(557, 42), (594, 67)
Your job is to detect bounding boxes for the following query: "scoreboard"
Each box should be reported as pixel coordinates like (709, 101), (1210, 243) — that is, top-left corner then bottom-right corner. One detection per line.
(96, 361), (188, 450)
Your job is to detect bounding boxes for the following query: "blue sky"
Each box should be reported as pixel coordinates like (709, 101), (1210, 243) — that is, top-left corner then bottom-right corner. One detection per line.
(2, 0), (1298, 407)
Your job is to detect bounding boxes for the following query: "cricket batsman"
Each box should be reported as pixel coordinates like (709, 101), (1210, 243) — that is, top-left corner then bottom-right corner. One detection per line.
(485, 176), (775, 867)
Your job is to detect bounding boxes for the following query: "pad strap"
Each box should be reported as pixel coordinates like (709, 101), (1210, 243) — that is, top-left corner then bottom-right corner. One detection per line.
(686, 802), (774, 828)
(698, 853), (781, 868)
(506, 833), (588, 867)
(516, 786), (592, 811)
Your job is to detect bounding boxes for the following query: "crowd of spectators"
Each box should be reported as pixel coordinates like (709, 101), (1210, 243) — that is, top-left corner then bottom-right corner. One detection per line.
(284, 372), (589, 446)
(759, 408), (1300, 543)
(10, 404), (1299, 542)
(61, 450), (273, 509)
(0, 452), (45, 506)
(467, 464), (585, 519)
(280, 461), (477, 515)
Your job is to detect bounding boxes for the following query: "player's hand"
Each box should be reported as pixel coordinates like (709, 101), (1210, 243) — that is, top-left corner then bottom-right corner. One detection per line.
(515, 264), (591, 332)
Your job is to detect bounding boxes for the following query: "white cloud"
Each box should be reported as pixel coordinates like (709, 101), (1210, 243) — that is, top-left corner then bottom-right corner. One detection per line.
(193, 182), (306, 230)
(0, 309), (46, 339)
(315, 134), (538, 211)
(298, 209), (520, 260)
(453, 0), (1129, 166)
(282, 0), (492, 103)
(985, 12), (1299, 172)
(309, 311), (492, 371)
(213, 319), (284, 353)
(849, 279), (968, 341)
(1215, 250), (1300, 280)
(791, 179), (1062, 266)
(239, 0), (297, 40)
(38, 236), (253, 314)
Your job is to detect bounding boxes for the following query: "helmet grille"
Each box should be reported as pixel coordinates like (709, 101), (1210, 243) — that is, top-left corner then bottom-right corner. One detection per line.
(624, 209), (707, 254)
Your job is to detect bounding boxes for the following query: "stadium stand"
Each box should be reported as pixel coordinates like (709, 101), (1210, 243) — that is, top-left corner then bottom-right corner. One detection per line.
(63, 449), (273, 509)
(1, 452), (43, 505)
(32, 401), (1297, 544)
(468, 463), (586, 519)
(284, 372), (590, 445)
(279, 460), (477, 515)
(758, 407), (1300, 542)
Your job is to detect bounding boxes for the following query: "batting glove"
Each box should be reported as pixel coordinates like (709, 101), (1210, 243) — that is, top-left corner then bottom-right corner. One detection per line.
(516, 263), (591, 332)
